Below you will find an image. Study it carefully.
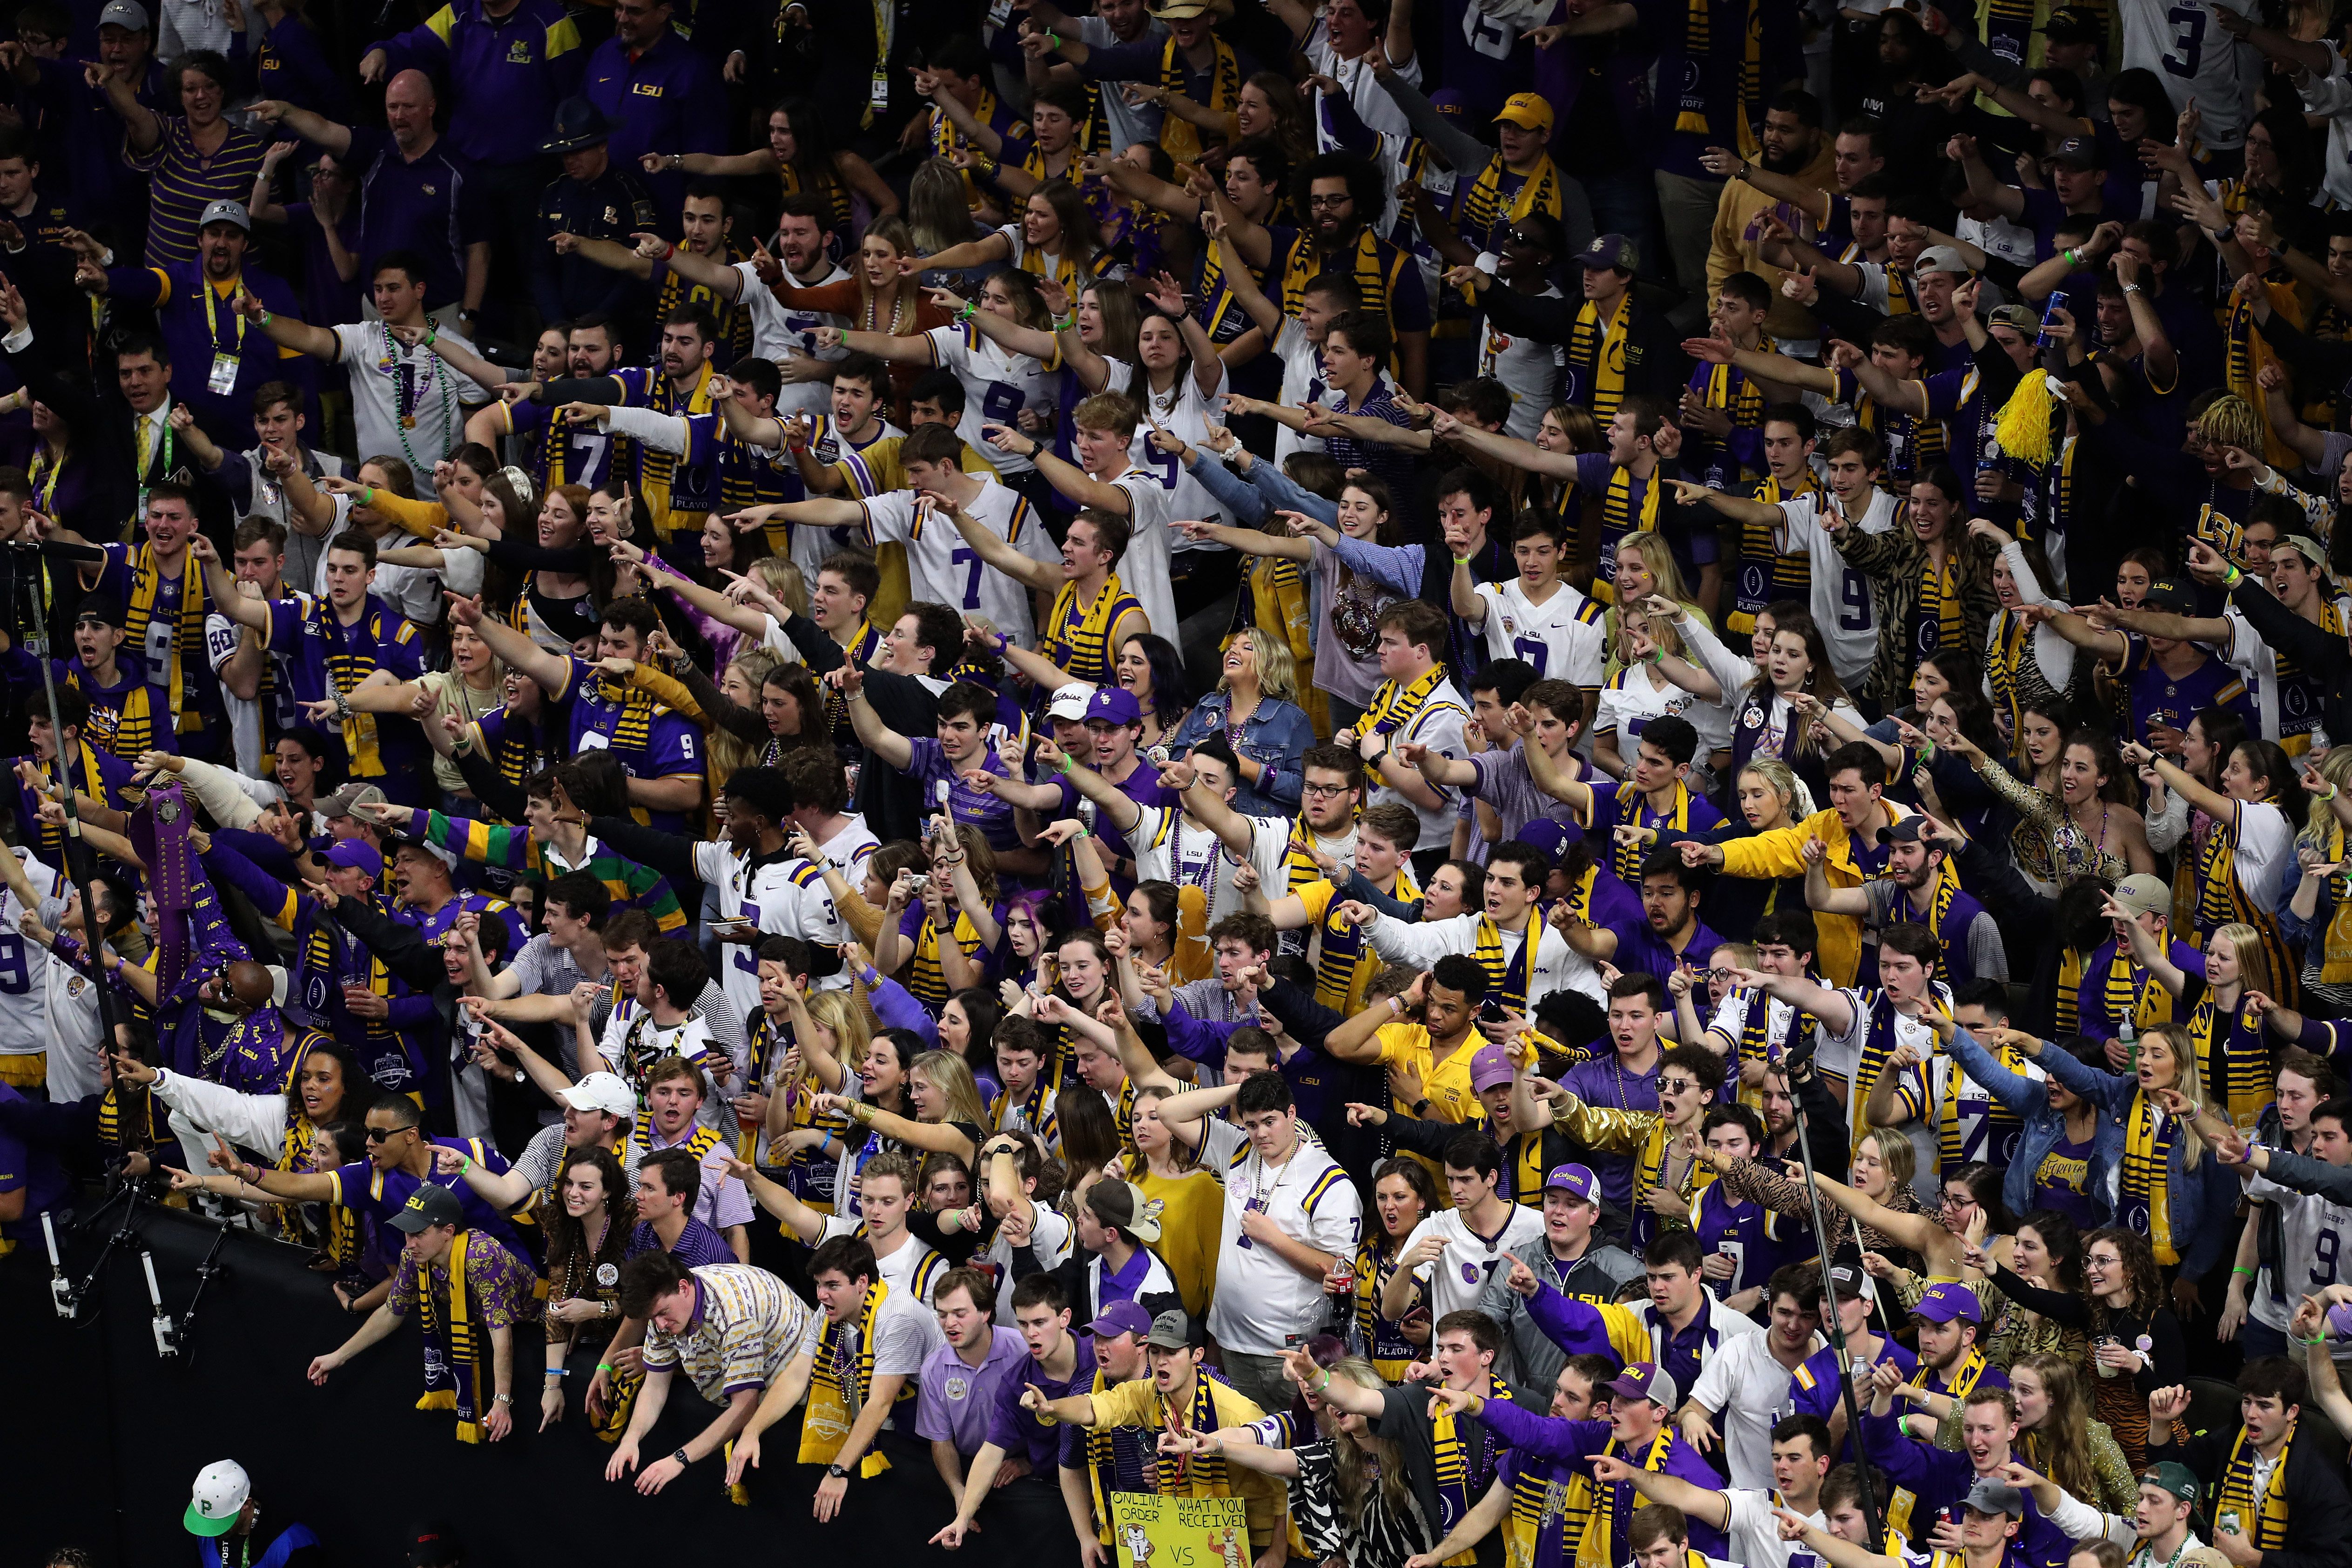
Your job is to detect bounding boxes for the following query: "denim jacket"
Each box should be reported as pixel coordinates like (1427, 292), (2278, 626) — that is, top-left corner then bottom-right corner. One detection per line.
(1944, 1027), (2116, 1225)
(1166, 692), (1316, 818)
(2036, 1035), (2234, 1275)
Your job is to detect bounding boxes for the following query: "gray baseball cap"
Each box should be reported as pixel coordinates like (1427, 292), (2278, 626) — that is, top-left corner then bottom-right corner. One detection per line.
(1914, 245), (1974, 278)
(98, 0), (149, 30)
(198, 199), (250, 233)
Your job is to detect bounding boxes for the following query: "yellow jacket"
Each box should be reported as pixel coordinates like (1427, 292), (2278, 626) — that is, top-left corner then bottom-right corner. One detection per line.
(1707, 139), (1840, 344)
(1715, 803), (1951, 987)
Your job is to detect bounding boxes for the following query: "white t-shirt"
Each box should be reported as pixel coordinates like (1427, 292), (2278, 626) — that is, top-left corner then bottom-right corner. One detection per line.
(1474, 579), (1607, 688)
(1206, 1137), (1362, 1355)
(1706, 989), (1815, 1066)
(1367, 910), (1602, 1005)
(862, 482), (1058, 645)
(332, 322), (491, 469)
(2227, 800), (2294, 916)
(798, 1272), (947, 1427)
(1775, 490), (1899, 690)
(819, 1214), (951, 1306)
(1724, 1489), (1831, 1568)
(744, 259), (851, 418)
(983, 1201), (1076, 1322)
(925, 323), (1061, 476)
(1402, 1204), (1545, 1320)
(1817, 984), (1952, 1205)
(1129, 804), (1296, 929)
(1690, 1331), (1822, 1489)
(1305, 20), (1421, 150)
(1273, 318), (1334, 465)
(1104, 466), (1180, 646)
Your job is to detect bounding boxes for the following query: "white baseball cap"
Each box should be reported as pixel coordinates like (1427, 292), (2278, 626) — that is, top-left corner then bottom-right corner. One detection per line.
(559, 1071), (637, 1120)
(186, 1459), (250, 1537)
(1047, 683), (1096, 722)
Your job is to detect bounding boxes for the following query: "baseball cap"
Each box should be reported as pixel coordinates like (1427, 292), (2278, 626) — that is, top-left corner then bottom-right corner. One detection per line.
(1575, 233), (1638, 272)
(1543, 1163), (1601, 1204)
(1877, 816), (1929, 845)
(1085, 686), (1143, 727)
(1086, 1299), (1153, 1340)
(1494, 92), (1554, 134)
(74, 592), (128, 628)
(1143, 1309), (1199, 1351)
(185, 1460), (249, 1537)
(2141, 1462), (2200, 1503)
(406, 1521), (463, 1567)
(1965, 1477), (2027, 1518)
(2141, 576), (2196, 615)
(1429, 88), (1466, 121)
(320, 781), (389, 819)
(2045, 135), (2101, 170)
(2039, 6), (2104, 40)
(558, 1071), (637, 1119)
(1087, 1177), (1164, 1244)
(98, 0), (149, 31)
(324, 838), (384, 881)
(1606, 1361), (1678, 1407)
(1469, 1042), (1516, 1091)
(2112, 873), (2171, 920)
(198, 199), (251, 233)
(1910, 1281), (1984, 1324)
(2278, 533), (2330, 568)
(389, 1183), (464, 1234)
(1047, 683), (1096, 722)
(1826, 1263), (1867, 1301)
(1988, 303), (2042, 335)
(1914, 244), (1974, 278)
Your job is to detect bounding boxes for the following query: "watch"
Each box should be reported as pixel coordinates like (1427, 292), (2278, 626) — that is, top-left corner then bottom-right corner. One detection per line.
(673, 1447), (693, 1468)
(826, 1462), (850, 1479)
(492, 1392), (513, 1405)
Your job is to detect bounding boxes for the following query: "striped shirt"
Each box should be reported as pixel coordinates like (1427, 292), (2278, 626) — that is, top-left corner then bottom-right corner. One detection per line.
(127, 116), (270, 267)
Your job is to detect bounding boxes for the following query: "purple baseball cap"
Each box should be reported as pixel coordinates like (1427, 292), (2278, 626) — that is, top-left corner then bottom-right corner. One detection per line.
(1910, 1281), (1983, 1324)
(1085, 1299), (1153, 1340)
(1543, 1164), (1601, 1204)
(1085, 686), (1142, 727)
(1606, 1360), (1678, 1407)
(1469, 1043), (1516, 1091)
(324, 839), (384, 880)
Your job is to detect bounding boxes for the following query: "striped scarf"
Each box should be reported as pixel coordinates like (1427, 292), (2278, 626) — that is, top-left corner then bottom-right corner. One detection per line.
(2187, 990), (2275, 1132)
(2101, 944), (2173, 1035)
(1593, 468), (1664, 604)
(1727, 468), (1816, 633)
(1988, 608), (2030, 764)
(1912, 552), (1964, 664)
(738, 1012), (787, 1161)
(775, 161), (854, 233)
(95, 1085), (160, 1152)
(1434, 1380), (1513, 1559)
(1363, 663), (1448, 737)
(1851, 988), (1946, 1156)
(802, 1280), (900, 1476)
(1157, 33), (1239, 162)
(1584, 1427), (1677, 1568)
(2056, 947), (2085, 1035)
(1352, 1237), (1418, 1381)
(2217, 1424), (2296, 1552)
(1313, 868), (1418, 1015)
(1567, 294), (1634, 424)
(69, 672), (164, 759)
(2193, 807), (2255, 939)
(2117, 1089), (2181, 1265)
(1610, 782), (1695, 885)
(1038, 574), (1138, 690)
(1152, 1371), (1231, 1494)
(1281, 226), (1395, 321)
(1981, 0), (2036, 60)
(639, 362), (718, 536)
(1469, 915), (1537, 1014)
(1248, 555), (1323, 735)
(1509, 1458), (1593, 1568)
(123, 544), (208, 738)
(1936, 1028), (2028, 1171)
(2322, 822), (2352, 984)
(1936, 1342), (1992, 1398)
(1080, 1367), (1154, 1541)
(413, 1231), (489, 1442)
(1671, 0), (1763, 158)
(1460, 153), (1563, 254)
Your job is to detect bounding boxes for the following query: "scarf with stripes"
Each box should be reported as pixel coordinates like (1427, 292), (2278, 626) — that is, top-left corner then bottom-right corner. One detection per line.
(1592, 468), (1665, 604)
(1038, 574), (1138, 690)
(1583, 1427), (1677, 1568)
(2187, 989), (2274, 1133)
(2217, 1423), (2296, 1552)
(1434, 1380), (1513, 1556)
(1566, 294), (1634, 425)
(2117, 1088), (2182, 1265)
(413, 1231), (489, 1442)
(1281, 225), (1394, 321)
(123, 544), (208, 738)
(1363, 663), (1447, 737)
(1157, 34), (1239, 163)
(2322, 821), (2352, 984)
(802, 1279), (900, 1476)
(1460, 153), (1564, 254)
(1672, 0), (1763, 159)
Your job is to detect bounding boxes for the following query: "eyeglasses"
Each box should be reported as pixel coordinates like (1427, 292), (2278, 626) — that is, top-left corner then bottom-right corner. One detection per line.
(1301, 782), (1353, 798)
(1306, 195), (1352, 210)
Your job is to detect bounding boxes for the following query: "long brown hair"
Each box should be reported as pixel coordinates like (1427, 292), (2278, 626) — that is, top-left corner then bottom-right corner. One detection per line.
(542, 1144), (633, 1285)
(2014, 1353), (2103, 1506)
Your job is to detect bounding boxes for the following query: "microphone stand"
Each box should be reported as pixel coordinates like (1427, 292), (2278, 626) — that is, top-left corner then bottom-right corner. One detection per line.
(165, 1222), (233, 1367)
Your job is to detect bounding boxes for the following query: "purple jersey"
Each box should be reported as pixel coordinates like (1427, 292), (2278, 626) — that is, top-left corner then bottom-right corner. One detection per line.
(263, 592), (427, 775)
(559, 655), (708, 834)
(2116, 636), (2254, 748)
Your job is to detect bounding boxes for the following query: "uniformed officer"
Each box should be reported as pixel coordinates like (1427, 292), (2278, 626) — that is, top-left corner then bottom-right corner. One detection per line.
(534, 95), (658, 332)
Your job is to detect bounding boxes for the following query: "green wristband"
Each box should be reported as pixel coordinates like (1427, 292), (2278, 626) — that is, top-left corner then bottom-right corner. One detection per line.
(1453, 555), (1473, 565)
(2222, 565), (2243, 587)
(2233, 1265), (2257, 1277)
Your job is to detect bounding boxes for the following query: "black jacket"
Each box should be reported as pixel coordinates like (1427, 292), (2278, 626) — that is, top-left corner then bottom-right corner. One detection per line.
(2153, 1417), (2352, 1568)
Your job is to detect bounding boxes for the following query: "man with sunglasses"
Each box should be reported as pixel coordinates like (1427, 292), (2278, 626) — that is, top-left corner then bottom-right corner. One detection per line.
(206, 1091), (527, 1254)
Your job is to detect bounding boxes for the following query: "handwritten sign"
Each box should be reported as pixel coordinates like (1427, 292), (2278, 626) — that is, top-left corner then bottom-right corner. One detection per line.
(1108, 1492), (1249, 1568)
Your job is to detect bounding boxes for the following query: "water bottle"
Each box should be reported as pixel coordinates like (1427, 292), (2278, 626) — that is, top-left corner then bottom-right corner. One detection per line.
(2118, 1013), (2138, 1072)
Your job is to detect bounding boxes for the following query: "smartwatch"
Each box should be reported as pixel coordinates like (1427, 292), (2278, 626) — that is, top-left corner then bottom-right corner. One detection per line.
(826, 1462), (850, 1479)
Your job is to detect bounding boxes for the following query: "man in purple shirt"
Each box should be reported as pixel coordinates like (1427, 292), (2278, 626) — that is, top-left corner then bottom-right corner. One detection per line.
(916, 1268), (1032, 1483)
(624, 1151), (734, 1267)
(932, 1276), (1106, 1550)
(578, 0), (721, 229)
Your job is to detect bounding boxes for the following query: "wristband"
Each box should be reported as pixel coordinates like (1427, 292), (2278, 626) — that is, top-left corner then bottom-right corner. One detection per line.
(422, 330), (437, 348)
(957, 301), (977, 322)
(457, 1154), (473, 1172)
(2222, 564), (2243, 588)
(663, 241), (677, 260)
(1453, 555), (1473, 565)
(1053, 313), (1077, 331)
(546, 1367), (568, 1377)
(2312, 1337), (2332, 1346)
(991, 632), (1010, 654)
(2061, 248), (2078, 268)
(597, 1362), (615, 1373)
(1046, 29), (1062, 47)
(2233, 1265), (2257, 1276)
(358, 485), (375, 506)
(257, 309), (272, 326)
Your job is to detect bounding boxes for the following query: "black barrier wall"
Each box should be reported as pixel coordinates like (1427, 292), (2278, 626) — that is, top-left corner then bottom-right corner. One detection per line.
(7, 1203), (1085, 1568)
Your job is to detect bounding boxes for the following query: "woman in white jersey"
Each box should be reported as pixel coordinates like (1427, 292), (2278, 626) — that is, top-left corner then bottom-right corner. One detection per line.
(1053, 272), (1232, 535)
(817, 267), (1063, 505)
(1595, 605), (1732, 790)
(914, 177), (1112, 300)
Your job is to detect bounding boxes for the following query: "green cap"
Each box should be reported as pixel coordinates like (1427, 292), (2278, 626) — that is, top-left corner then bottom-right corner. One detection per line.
(2142, 1461), (2199, 1503)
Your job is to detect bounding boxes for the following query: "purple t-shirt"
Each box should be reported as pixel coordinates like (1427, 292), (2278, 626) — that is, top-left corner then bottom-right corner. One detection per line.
(989, 1335), (1100, 1470)
(905, 736), (1019, 850)
(626, 1216), (735, 1268)
(916, 1326), (1031, 1459)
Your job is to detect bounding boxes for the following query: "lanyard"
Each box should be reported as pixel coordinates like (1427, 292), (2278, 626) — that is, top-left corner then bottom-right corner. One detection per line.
(201, 276), (246, 352)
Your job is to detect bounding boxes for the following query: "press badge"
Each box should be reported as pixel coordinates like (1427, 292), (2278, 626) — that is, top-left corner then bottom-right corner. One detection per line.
(208, 352), (239, 396)
(870, 69), (891, 114)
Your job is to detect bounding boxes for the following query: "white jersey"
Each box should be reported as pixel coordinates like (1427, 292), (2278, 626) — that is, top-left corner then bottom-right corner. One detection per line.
(1109, 356), (1233, 550)
(818, 1213), (950, 1305)
(1206, 1136), (1362, 1354)
(694, 841), (803, 1027)
(1723, 1490), (1831, 1568)
(1306, 19), (1420, 151)
(1129, 804), (1296, 929)
(789, 414), (904, 582)
(925, 322), (1061, 476)
(1373, 673), (1471, 853)
(1473, 578), (1607, 687)
(1597, 660), (1733, 778)
(2118, 0), (2261, 148)
(1366, 909), (1603, 1004)
(1105, 467), (1181, 648)
(1775, 489), (1900, 690)
(0, 851), (99, 1083)
(785, 816), (881, 989)
(745, 259), (851, 419)
(599, 1001), (734, 1132)
(1402, 1204), (1545, 1319)
(2222, 596), (2352, 748)
(861, 481), (1058, 646)
(1274, 318), (1335, 464)
(2247, 1161), (2352, 1337)
(1477, 283), (1568, 439)
(203, 609), (263, 779)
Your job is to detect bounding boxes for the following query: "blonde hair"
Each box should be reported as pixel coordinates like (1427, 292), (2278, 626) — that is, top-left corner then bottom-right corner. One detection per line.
(1736, 760), (1815, 828)
(2195, 394), (2263, 456)
(1863, 1125), (1915, 1193)
(802, 992), (872, 1092)
(1614, 531), (1699, 612)
(911, 1050), (992, 1131)
(2138, 1023), (2210, 1162)
(2301, 746), (2352, 846)
(2205, 922), (2274, 1001)
(710, 648), (782, 787)
(752, 556), (808, 619)
(1220, 626), (1299, 704)
(1321, 1357), (1412, 1515)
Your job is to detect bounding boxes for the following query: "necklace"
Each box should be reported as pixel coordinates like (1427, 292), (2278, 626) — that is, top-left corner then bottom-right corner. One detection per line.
(377, 322), (452, 471)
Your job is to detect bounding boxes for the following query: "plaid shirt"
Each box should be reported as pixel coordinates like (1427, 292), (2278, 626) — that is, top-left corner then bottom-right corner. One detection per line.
(643, 1264), (815, 1402)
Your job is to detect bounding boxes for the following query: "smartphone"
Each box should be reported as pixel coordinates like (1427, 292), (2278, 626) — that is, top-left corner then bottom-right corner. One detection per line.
(1479, 998), (1507, 1023)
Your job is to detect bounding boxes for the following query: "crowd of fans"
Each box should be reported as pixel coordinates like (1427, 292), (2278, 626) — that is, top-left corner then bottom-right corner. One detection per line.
(16, 0), (2352, 1565)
